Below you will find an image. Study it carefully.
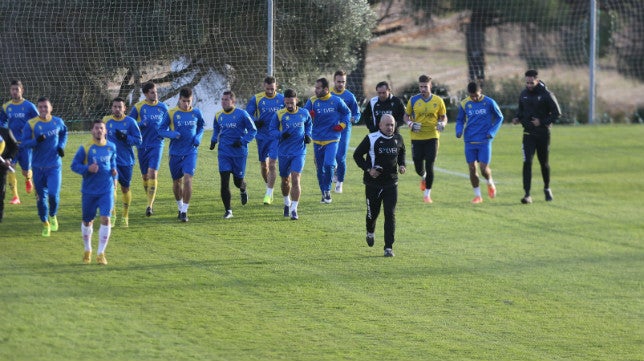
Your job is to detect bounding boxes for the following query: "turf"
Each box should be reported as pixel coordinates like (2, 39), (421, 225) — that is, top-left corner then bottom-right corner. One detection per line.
(1, 124), (642, 361)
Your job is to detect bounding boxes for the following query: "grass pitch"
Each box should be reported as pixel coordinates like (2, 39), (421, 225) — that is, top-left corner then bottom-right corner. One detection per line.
(1, 124), (642, 361)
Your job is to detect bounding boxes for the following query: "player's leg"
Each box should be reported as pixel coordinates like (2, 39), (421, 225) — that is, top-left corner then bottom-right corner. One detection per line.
(32, 168), (50, 235)
(179, 153), (197, 220)
(536, 131), (551, 200)
(96, 191), (113, 265)
(264, 157), (277, 204)
(321, 142), (338, 203)
(313, 143), (325, 195)
(47, 166), (62, 232)
(220, 171), (232, 213)
(521, 135), (537, 203)
(479, 142), (496, 199)
(232, 155), (248, 205)
(145, 146), (163, 215)
(81, 193), (96, 264)
(334, 126), (351, 193)
(279, 156), (291, 217)
(170, 155), (184, 217)
(365, 184), (382, 247)
(7, 164), (19, 203)
(288, 154), (306, 219)
(411, 140), (427, 193)
(138, 147), (150, 194)
(382, 184), (397, 252)
(19, 148), (34, 194)
(117, 165), (133, 226)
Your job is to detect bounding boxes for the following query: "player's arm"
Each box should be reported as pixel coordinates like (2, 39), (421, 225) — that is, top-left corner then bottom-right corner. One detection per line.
(70, 146), (89, 175)
(267, 112), (280, 140)
(488, 99), (504, 139)
(57, 120), (68, 152)
(192, 110), (205, 147)
(543, 92), (562, 126)
(158, 112), (179, 139)
(455, 103), (466, 138)
(352, 135), (371, 171)
(397, 136), (406, 171)
(128, 118), (143, 147)
(241, 112), (258, 144)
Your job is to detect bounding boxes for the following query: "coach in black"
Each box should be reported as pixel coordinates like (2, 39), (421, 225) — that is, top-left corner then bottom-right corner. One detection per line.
(359, 81), (407, 133)
(512, 69), (561, 204)
(0, 127), (19, 222)
(353, 114), (406, 257)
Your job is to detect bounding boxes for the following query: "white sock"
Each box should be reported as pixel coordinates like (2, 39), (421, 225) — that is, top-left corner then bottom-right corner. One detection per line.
(487, 178), (495, 186)
(473, 187), (481, 197)
(266, 188), (273, 196)
(290, 201), (299, 212)
(283, 196), (291, 206)
(81, 223), (93, 251)
(424, 189), (431, 197)
(97, 224), (111, 254)
(176, 199), (184, 212)
(182, 203), (189, 213)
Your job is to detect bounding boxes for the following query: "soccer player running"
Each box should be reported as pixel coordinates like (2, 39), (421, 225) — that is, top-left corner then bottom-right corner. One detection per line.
(0, 127), (19, 222)
(0, 80), (38, 205)
(245, 76), (284, 205)
(304, 77), (351, 204)
(20, 97), (68, 237)
(359, 81), (407, 133)
(210, 91), (257, 219)
(512, 69), (561, 204)
(268, 89), (312, 220)
(159, 87), (205, 222)
(128, 81), (169, 217)
(70, 120), (117, 265)
(455, 82), (504, 204)
(330, 70), (360, 194)
(404, 74), (447, 203)
(353, 114), (406, 257)
(103, 97), (142, 227)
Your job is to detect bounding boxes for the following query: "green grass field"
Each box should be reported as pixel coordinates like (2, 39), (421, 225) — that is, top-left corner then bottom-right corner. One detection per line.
(1, 124), (642, 361)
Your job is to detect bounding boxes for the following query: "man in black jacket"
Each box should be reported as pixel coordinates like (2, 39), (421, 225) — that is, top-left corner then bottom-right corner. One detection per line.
(0, 127), (19, 222)
(353, 114), (406, 257)
(359, 81), (407, 133)
(512, 69), (561, 204)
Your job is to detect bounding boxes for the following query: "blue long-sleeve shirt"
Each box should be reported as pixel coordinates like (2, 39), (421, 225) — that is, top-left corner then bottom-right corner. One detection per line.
(211, 107), (257, 158)
(245, 92), (284, 140)
(128, 100), (169, 149)
(70, 139), (117, 195)
(303, 93), (350, 144)
(455, 95), (504, 143)
(159, 106), (205, 156)
(0, 99), (38, 141)
(21, 115), (68, 168)
(269, 107), (312, 157)
(330, 88), (360, 125)
(102, 114), (142, 166)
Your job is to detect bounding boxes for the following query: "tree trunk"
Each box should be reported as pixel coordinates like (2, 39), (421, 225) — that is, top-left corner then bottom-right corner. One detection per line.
(466, 9), (487, 81)
(347, 41), (368, 104)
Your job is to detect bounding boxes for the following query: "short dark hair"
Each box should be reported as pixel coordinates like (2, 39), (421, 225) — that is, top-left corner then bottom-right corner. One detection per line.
(467, 82), (480, 94)
(10, 79), (23, 88)
(283, 89), (297, 98)
(419, 75), (432, 83)
(142, 81), (156, 94)
(223, 90), (236, 100)
(375, 81), (390, 90)
(92, 119), (104, 126)
(179, 87), (192, 98)
(264, 76), (276, 85)
(525, 69), (538, 77)
(334, 70), (347, 78)
(316, 77), (329, 89)
(112, 96), (126, 105)
(37, 96), (50, 104)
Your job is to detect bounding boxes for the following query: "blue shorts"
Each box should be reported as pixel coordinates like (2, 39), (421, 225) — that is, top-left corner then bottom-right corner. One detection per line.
(82, 192), (114, 223)
(465, 142), (492, 164)
(11, 147), (32, 170)
(116, 164), (133, 188)
(256, 137), (278, 161)
(218, 155), (247, 179)
(137, 145), (164, 174)
(169, 153), (197, 180)
(278, 155), (306, 177)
